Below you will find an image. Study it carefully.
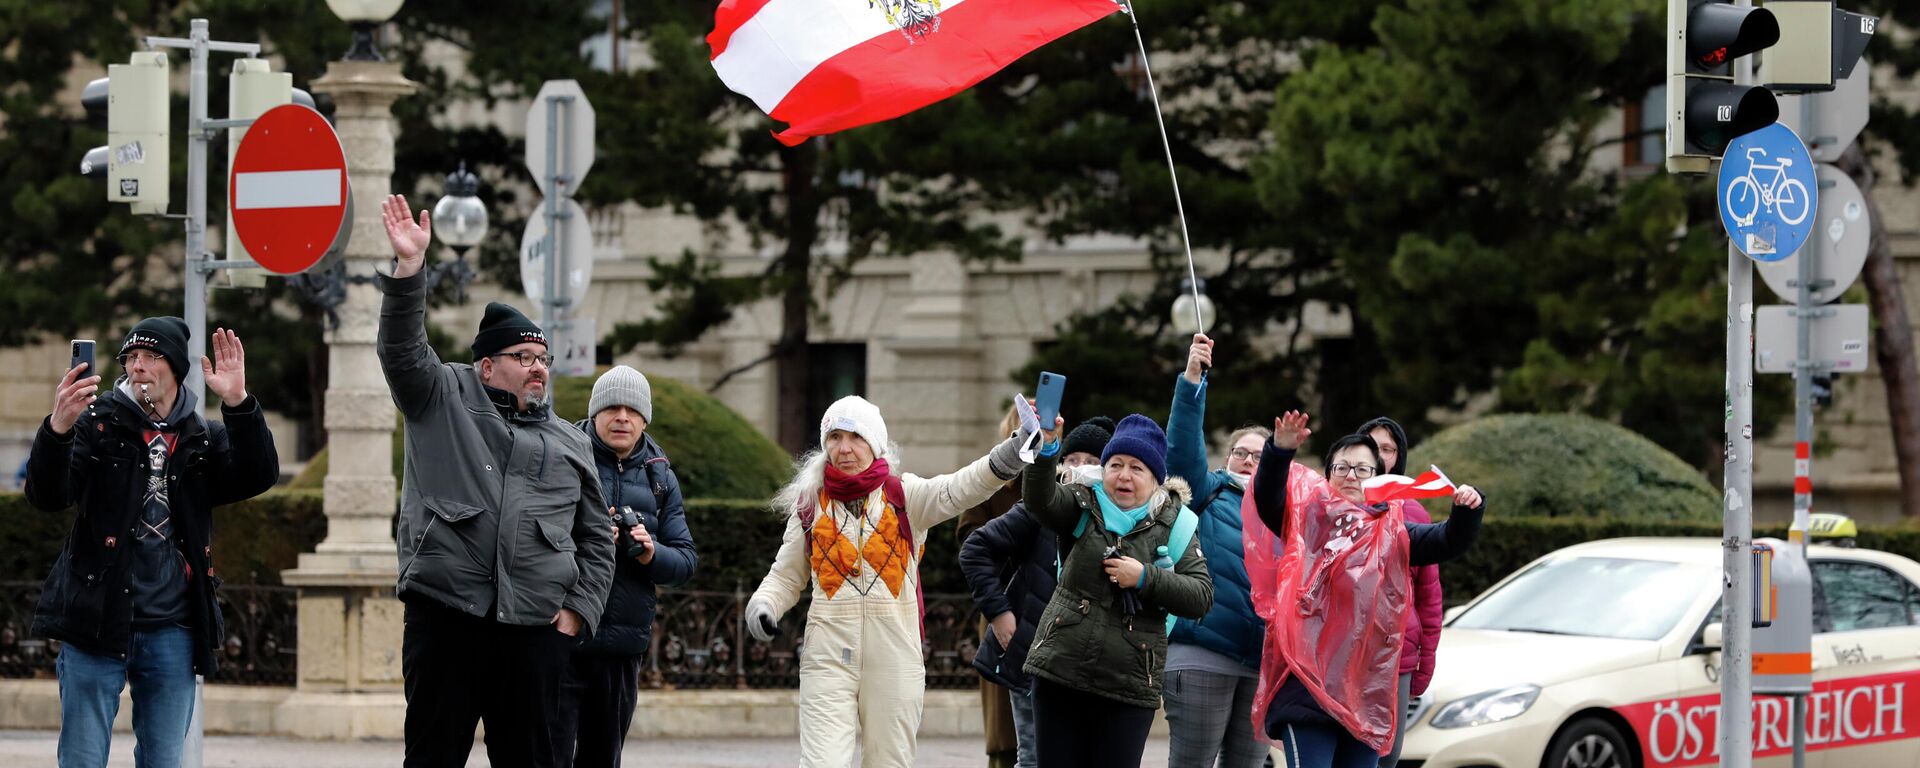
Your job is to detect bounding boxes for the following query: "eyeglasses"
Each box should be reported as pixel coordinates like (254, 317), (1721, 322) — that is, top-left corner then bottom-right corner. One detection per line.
(1228, 449), (1260, 462)
(1328, 463), (1377, 479)
(117, 350), (165, 367)
(491, 351), (555, 368)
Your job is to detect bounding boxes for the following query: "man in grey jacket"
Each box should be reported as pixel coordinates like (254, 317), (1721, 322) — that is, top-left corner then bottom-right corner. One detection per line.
(379, 194), (617, 768)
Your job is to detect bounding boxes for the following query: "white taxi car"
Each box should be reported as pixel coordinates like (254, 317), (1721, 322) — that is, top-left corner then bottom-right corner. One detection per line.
(1400, 537), (1920, 768)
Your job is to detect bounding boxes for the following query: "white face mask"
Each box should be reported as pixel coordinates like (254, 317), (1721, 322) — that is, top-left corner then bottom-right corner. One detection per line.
(1068, 463), (1104, 485)
(1227, 471), (1252, 487)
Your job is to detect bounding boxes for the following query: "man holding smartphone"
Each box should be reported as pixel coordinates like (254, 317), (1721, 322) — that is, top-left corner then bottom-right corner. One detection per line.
(379, 194), (616, 768)
(25, 318), (279, 768)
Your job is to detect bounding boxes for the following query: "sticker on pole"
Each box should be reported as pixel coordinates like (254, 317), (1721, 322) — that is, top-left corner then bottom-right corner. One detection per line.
(228, 104), (349, 275)
(1718, 123), (1817, 263)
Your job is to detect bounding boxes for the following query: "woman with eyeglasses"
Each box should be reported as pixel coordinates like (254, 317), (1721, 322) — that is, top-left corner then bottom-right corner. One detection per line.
(1160, 334), (1272, 768)
(1244, 413), (1485, 768)
(1354, 417), (1442, 768)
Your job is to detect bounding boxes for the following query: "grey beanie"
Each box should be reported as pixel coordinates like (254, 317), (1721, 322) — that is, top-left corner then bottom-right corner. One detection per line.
(590, 365), (653, 423)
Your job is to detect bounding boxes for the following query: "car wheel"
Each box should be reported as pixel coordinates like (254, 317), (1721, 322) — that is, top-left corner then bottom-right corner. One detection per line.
(1545, 718), (1635, 768)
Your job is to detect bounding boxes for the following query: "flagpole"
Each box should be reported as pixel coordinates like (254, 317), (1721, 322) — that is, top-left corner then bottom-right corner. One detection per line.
(1117, 0), (1204, 334)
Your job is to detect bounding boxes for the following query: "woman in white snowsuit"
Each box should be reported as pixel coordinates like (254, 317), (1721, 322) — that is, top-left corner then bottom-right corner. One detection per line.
(747, 395), (1032, 767)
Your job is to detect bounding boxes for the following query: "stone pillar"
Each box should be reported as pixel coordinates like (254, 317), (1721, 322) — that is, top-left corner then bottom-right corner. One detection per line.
(877, 252), (985, 471)
(277, 60), (417, 740)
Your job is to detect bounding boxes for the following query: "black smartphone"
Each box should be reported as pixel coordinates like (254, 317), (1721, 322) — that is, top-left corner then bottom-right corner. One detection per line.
(69, 339), (95, 376)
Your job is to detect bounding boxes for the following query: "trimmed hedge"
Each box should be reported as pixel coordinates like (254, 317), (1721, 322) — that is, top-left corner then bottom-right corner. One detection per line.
(23, 491), (1910, 608)
(1409, 413), (1720, 523)
(0, 490), (326, 587)
(291, 373), (792, 501)
(0, 492), (969, 594)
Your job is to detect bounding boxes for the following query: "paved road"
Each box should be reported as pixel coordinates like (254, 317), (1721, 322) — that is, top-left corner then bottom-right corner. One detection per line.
(0, 730), (1180, 767)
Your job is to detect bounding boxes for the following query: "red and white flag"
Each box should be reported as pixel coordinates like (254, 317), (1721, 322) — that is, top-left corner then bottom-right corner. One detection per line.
(709, 0), (1121, 146)
(1363, 465), (1456, 506)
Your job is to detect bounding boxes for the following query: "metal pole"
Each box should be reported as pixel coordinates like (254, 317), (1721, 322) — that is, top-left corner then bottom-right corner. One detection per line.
(543, 95), (561, 334)
(1721, 8), (1757, 763)
(1789, 93), (1817, 768)
(183, 19), (210, 419)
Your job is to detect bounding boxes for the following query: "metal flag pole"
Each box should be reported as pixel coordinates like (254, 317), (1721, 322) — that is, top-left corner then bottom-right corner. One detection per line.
(1117, 0), (1205, 335)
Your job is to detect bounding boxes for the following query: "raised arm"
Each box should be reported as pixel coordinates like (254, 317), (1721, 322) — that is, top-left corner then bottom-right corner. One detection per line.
(376, 195), (446, 420)
(1165, 334), (1220, 505)
(1406, 486), (1486, 567)
(903, 435), (1025, 531)
(1252, 411), (1311, 537)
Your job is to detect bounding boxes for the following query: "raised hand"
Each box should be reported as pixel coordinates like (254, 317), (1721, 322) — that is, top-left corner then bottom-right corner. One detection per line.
(382, 194), (432, 278)
(1454, 484), (1484, 510)
(50, 363), (102, 435)
(200, 327), (248, 408)
(1184, 333), (1213, 383)
(1271, 410), (1310, 452)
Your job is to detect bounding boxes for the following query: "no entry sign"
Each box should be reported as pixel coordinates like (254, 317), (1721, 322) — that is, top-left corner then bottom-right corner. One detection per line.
(228, 104), (348, 274)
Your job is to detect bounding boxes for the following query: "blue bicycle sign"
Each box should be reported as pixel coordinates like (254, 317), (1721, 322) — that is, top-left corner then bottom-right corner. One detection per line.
(1718, 123), (1817, 263)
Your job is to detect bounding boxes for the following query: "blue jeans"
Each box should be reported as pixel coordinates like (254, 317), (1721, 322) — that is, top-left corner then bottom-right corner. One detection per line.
(1009, 685), (1037, 768)
(1275, 721), (1378, 768)
(57, 627), (197, 768)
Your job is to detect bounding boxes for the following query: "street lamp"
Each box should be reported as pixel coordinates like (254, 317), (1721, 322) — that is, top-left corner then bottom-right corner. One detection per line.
(293, 162), (483, 323)
(326, 0), (405, 62)
(1172, 276), (1215, 335)
(427, 162), (487, 303)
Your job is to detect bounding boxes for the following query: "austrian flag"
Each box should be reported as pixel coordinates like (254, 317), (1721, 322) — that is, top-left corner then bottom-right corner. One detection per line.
(709, 0), (1122, 146)
(1363, 465), (1456, 506)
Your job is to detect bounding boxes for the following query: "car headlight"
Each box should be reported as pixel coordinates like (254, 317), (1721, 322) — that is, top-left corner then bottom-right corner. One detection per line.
(1428, 685), (1541, 729)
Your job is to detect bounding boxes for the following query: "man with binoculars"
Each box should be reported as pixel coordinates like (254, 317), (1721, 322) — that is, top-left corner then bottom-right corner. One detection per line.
(559, 364), (699, 768)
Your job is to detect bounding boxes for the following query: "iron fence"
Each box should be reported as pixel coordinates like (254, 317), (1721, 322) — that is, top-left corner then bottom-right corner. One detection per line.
(0, 581), (987, 691)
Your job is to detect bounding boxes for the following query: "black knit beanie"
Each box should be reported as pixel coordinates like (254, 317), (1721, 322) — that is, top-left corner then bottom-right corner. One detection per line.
(1060, 415), (1116, 459)
(470, 302), (547, 361)
(119, 316), (191, 381)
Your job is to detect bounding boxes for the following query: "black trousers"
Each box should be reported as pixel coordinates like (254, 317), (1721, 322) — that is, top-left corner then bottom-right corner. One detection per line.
(402, 599), (577, 768)
(1031, 677), (1157, 768)
(552, 652), (643, 768)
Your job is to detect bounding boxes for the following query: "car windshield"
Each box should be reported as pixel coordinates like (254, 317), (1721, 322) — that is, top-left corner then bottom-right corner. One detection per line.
(1451, 556), (1715, 640)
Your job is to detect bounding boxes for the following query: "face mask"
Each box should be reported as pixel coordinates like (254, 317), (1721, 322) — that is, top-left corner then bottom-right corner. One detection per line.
(1069, 463), (1103, 485)
(1227, 471), (1252, 487)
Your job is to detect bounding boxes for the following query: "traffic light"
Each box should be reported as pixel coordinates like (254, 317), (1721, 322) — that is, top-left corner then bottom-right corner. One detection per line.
(222, 58), (313, 288)
(79, 51), (171, 215)
(1758, 2), (1880, 93)
(1665, 0), (1781, 174)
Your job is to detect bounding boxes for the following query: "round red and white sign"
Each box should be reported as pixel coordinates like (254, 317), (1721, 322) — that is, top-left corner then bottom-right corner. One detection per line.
(228, 104), (349, 275)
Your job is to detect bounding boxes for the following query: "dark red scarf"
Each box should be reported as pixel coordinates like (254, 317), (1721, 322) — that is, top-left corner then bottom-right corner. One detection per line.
(823, 459), (891, 503)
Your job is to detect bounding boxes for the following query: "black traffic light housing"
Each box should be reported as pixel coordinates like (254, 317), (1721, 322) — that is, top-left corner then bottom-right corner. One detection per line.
(1667, 0), (1781, 174)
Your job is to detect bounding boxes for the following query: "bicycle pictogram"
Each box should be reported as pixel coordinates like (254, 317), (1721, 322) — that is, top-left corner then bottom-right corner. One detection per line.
(1723, 147), (1811, 229)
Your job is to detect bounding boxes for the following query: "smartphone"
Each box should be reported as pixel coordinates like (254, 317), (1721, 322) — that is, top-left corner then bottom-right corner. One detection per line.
(1033, 371), (1066, 428)
(69, 339), (95, 377)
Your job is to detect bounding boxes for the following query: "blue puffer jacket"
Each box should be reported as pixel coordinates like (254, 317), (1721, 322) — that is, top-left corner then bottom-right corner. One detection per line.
(1164, 375), (1262, 669)
(573, 422), (699, 656)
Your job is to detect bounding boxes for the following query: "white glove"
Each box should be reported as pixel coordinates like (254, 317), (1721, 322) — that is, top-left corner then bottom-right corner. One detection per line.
(745, 596), (781, 643)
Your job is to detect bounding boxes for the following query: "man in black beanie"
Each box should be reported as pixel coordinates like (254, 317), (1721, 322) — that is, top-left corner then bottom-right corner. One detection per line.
(26, 320), (278, 768)
(380, 194), (616, 768)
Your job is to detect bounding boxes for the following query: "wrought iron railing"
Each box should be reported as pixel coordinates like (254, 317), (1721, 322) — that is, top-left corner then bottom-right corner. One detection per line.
(0, 581), (988, 691)
(0, 581), (298, 685)
(643, 585), (983, 690)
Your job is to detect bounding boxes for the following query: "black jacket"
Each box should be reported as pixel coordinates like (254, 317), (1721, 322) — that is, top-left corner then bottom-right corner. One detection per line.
(575, 422), (698, 656)
(24, 387), (279, 673)
(958, 503), (1058, 693)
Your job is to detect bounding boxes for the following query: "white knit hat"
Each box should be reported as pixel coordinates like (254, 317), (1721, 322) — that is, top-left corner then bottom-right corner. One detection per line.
(819, 395), (890, 459)
(589, 365), (653, 423)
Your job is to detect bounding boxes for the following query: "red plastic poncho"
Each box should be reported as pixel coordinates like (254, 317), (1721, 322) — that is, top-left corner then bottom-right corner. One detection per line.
(1242, 462), (1412, 755)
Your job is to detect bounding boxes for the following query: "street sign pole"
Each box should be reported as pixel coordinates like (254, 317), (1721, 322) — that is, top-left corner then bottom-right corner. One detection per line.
(139, 21), (265, 767)
(526, 81), (592, 373)
(1722, 9), (1757, 765)
(1789, 89), (1818, 768)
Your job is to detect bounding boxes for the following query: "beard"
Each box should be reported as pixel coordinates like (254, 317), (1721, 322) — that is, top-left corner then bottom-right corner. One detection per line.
(522, 386), (551, 409)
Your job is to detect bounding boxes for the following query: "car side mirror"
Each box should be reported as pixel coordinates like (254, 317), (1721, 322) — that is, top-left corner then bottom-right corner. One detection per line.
(1694, 622), (1723, 654)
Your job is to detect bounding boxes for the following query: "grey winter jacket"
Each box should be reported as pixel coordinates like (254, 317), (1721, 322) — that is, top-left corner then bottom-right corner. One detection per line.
(378, 270), (616, 635)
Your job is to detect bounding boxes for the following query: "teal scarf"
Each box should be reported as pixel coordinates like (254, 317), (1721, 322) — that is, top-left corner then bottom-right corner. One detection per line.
(1092, 482), (1153, 538)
